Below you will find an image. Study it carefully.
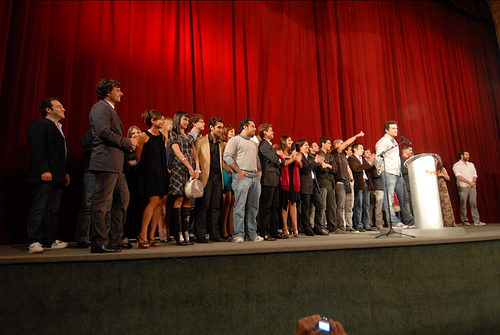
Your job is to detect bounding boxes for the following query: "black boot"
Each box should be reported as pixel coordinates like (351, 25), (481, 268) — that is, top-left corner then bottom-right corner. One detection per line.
(181, 207), (193, 245)
(173, 208), (187, 246)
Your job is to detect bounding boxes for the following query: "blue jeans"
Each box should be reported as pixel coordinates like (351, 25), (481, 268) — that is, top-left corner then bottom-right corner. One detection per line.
(353, 187), (371, 229)
(381, 172), (414, 226)
(232, 176), (261, 240)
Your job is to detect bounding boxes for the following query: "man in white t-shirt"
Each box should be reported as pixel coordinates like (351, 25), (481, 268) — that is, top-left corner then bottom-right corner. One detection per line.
(452, 150), (484, 226)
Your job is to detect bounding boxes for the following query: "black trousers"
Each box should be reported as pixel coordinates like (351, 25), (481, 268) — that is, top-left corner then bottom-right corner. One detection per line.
(26, 182), (63, 246)
(195, 175), (223, 239)
(300, 187), (324, 233)
(258, 184), (280, 237)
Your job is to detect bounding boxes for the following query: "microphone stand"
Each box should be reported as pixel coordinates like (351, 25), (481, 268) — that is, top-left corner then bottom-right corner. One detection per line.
(375, 142), (415, 238)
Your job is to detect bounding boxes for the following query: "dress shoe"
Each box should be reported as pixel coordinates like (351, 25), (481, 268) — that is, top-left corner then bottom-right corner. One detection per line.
(116, 242), (134, 249)
(212, 237), (230, 242)
(367, 227), (378, 231)
(314, 229), (329, 235)
(263, 236), (276, 241)
(91, 245), (120, 253)
(107, 244), (122, 251)
(76, 241), (89, 248)
(357, 228), (366, 232)
(196, 237), (211, 243)
(272, 233), (287, 239)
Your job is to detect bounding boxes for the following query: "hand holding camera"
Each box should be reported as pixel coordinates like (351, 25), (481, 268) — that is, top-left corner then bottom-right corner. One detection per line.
(295, 315), (347, 335)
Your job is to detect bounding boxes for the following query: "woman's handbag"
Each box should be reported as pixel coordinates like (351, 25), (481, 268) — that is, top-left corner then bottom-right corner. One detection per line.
(185, 178), (204, 199)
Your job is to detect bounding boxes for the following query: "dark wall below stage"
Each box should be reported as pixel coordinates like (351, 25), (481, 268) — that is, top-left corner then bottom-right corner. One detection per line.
(1, 241), (499, 334)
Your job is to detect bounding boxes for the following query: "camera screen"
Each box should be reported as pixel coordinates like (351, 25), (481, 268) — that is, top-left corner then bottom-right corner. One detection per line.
(318, 320), (330, 332)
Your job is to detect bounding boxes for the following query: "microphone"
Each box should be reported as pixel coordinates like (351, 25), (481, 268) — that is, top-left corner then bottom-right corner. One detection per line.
(400, 136), (412, 145)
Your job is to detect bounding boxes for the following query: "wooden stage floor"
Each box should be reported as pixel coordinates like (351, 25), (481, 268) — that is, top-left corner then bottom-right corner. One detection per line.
(1, 224), (498, 265)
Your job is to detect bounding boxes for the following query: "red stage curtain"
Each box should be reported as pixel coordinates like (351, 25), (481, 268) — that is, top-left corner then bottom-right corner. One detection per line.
(1, 1), (499, 243)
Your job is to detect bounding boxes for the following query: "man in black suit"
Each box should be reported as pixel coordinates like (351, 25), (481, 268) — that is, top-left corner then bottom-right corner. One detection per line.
(297, 140), (325, 236)
(257, 124), (285, 240)
(316, 137), (337, 235)
(26, 98), (70, 253)
(89, 78), (138, 253)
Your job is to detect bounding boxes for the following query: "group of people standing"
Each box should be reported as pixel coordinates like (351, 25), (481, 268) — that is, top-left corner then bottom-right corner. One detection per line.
(25, 78), (484, 254)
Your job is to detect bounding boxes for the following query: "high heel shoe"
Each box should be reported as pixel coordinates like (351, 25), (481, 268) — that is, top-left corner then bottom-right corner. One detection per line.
(283, 229), (291, 238)
(293, 231), (300, 237)
(149, 238), (159, 247)
(136, 236), (150, 249)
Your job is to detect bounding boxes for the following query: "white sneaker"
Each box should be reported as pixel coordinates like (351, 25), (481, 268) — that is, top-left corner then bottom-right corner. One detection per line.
(27, 242), (44, 254)
(462, 221), (470, 226)
(474, 222), (486, 226)
(394, 223), (407, 228)
(233, 237), (244, 243)
(45, 240), (69, 249)
(253, 236), (264, 242)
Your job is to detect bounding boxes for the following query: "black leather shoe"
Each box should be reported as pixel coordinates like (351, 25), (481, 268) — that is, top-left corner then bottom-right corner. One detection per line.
(196, 237), (211, 243)
(305, 232), (315, 236)
(77, 241), (89, 248)
(264, 236), (276, 241)
(107, 245), (123, 251)
(212, 237), (230, 242)
(90, 245), (120, 253)
(314, 229), (329, 235)
(272, 233), (287, 239)
(113, 242), (133, 249)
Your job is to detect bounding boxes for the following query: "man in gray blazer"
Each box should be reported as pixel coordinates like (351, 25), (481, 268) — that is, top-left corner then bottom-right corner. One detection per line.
(89, 78), (137, 253)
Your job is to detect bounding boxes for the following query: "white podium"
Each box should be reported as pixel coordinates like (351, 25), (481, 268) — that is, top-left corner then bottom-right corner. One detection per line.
(402, 153), (465, 237)
(405, 153), (442, 229)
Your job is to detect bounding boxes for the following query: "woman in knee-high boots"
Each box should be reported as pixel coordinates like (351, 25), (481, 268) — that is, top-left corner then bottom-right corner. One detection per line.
(168, 111), (200, 245)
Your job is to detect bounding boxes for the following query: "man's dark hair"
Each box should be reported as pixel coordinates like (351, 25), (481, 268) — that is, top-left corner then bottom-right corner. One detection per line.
(209, 116), (224, 128)
(401, 145), (412, 151)
(308, 141), (317, 147)
(316, 150), (326, 157)
(458, 149), (469, 160)
(172, 111), (190, 134)
(352, 143), (363, 151)
(39, 98), (59, 117)
(363, 147), (371, 152)
(237, 118), (254, 134)
(319, 136), (331, 147)
(294, 139), (308, 152)
(383, 120), (397, 133)
(96, 78), (121, 100)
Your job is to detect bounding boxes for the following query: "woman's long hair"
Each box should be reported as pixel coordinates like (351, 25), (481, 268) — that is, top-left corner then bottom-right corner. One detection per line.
(172, 111), (190, 134)
(278, 135), (292, 155)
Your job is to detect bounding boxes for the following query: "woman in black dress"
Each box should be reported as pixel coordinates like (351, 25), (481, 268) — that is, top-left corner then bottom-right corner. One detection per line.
(135, 110), (170, 248)
(168, 111), (200, 245)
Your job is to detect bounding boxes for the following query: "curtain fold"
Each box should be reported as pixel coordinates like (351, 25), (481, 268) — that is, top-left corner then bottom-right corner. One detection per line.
(1, 0), (499, 243)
